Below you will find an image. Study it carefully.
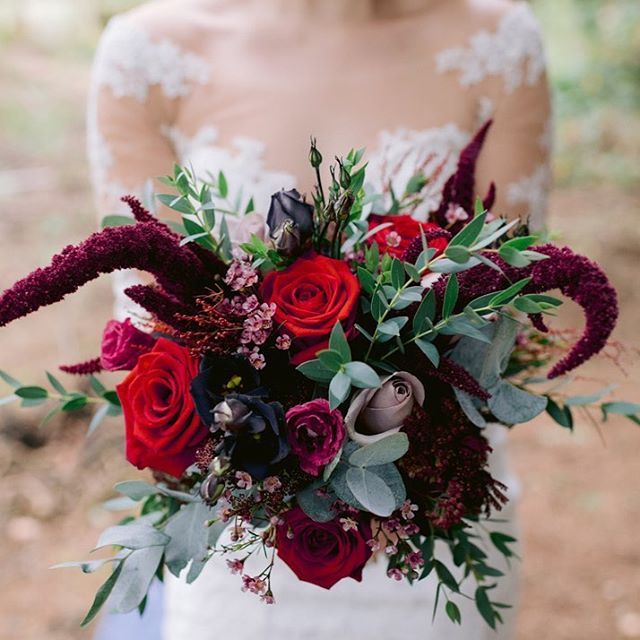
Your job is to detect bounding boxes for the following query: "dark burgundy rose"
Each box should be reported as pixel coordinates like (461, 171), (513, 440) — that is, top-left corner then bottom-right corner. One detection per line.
(267, 189), (314, 256)
(276, 507), (373, 589)
(100, 318), (156, 371)
(285, 399), (345, 476)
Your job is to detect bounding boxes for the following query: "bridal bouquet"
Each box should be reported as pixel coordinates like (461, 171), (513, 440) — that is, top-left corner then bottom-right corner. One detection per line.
(0, 122), (635, 629)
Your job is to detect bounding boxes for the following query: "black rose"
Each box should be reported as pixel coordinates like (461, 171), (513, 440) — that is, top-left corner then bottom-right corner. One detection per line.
(215, 394), (289, 479)
(190, 355), (262, 429)
(267, 189), (314, 256)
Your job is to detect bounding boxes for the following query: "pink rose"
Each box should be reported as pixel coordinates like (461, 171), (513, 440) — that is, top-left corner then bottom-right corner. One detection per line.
(345, 372), (425, 445)
(285, 399), (346, 476)
(100, 318), (156, 372)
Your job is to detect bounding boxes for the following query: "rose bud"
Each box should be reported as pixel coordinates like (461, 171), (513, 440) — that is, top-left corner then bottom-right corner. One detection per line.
(212, 398), (253, 434)
(267, 189), (314, 256)
(199, 473), (224, 503)
(309, 138), (323, 169)
(345, 372), (425, 445)
(100, 318), (156, 372)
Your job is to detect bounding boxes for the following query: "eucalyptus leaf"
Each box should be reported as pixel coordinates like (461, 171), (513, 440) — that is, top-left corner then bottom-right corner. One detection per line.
(329, 372), (351, 409)
(96, 522), (169, 551)
(346, 467), (396, 517)
(106, 545), (164, 614)
(488, 381), (548, 425)
(296, 359), (334, 384)
(297, 483), (337, 523)
(164, 502), (215, 577)
(344, 361), (380, 389)
(348, 433), (409, 467)
(329, 322), (351, 362)
(80, 561), (124, 627)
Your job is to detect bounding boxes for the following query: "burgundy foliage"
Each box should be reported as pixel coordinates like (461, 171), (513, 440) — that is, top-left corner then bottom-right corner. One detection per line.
(398, 393), (507, 529)
(59, 358), (103, 375)
(0, 198), (225, 329)
(433, 244), (619, 378)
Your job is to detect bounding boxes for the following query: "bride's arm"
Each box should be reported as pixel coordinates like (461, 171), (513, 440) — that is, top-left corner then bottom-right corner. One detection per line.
(464, 3), (553, 228)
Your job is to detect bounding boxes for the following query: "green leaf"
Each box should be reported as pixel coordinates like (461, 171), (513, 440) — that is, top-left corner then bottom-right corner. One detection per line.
(296, 359), (335, 384)
(345, 467), (396, 517)
(0, 369), (21, 388)
(435, 560), (459, 592)
(107, 545), (165, 614)
(88, 403), (110, 436)
(391, 259), (405, 290)
(405, 173), (427, 194)
(15, 386), (48, 400)
(103, 390), (121, 407)
(329, 322), (351, 362)
(354, 324), (375, 342)
(96, 522), (169, 551)
(348, 433), (409, 467)
(317, 349), (345, 372)
(114, 481), (158, 501)
(164, 502), (214, 577)
(46, 372), (67, 395)
(61, 394), (88, 412)
(490, 531), (518, 558)
(344, 362), (380, 389)
(89, 376), (107, 396)
(488, 381), (548, 425)
(474, 197), (485, 217)
(101, 215), (136, 229)
(329, 372), (351, 410)
(513, 296), (544, 314)
(446, 601), (462, 625)
(472, 219), (519, 251)
(357, 267), (377, 294)
(564, 385), (617, 407)
(404, 262), (421, 283)
(546, 397), (573, 429)
(378, 317), (408, 337)
(449, 211), (487, 248)
(445, 245), (472, 264)
(412, 289), (436, 333)
(488, 278), (532, 307)
(501, 235), (538, 251)
(365, 242), (380, 273)
(601, 401), (640, 417)
(80, 560), (125, 626)
(498, 245), (531, 268)
(475, 587), (497, 629)
(156, 194), (193, 215)
(297, 483), (336, 523)
(416, 339), (440, 367)
(217, 171), (228, 198)
(442, 275), (459, 319)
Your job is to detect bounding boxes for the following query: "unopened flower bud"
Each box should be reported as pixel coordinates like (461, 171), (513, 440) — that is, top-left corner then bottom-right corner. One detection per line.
(335, 191), (355, 222)
(339, 162), (351, 190)
(271, 219), (302, 257)
(212, 398), (252, 434)
(309, 138), (323, 169)
(199, 473), (224, 503)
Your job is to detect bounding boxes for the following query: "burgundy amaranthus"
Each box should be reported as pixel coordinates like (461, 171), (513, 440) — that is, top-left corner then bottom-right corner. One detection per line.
(432, 119), (496, 230)
(0, 198), (225, 330)
(398, 392), (507, 529)
(433, 244), (619, 379)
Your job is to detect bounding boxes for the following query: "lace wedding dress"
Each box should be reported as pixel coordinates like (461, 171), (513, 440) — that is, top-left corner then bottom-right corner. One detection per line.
(88, 1), (551, 638)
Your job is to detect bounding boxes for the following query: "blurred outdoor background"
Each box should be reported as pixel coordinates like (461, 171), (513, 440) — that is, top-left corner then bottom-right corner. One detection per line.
(0, 0), (638, 638)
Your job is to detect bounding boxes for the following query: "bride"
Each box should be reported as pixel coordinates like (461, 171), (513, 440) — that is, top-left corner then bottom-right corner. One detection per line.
(88, 0), (551, 638)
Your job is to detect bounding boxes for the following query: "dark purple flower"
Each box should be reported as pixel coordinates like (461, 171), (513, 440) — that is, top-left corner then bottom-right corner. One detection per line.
(100, 318), (156, 371)
(59, 358), (103, 375)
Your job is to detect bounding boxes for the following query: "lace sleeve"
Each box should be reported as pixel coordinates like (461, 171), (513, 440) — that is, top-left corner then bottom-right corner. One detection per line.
(87, 13), (209, 318)
(436, 2), (553, 229)
(87, 13), (211, 220)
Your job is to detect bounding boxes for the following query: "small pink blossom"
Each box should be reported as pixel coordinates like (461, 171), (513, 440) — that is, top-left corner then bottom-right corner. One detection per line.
(261, 593), (275, 605)
(445, 204), (470, 226)
(263, 476), (282, 494)
(400, 500), (419, 521)
(226, 559), (245, 575)
(275, 334), (292, 350)
(339, 517), (358, 533)
(385, 544), (398, 556)
(235, 471), (253, 490)
(407, 551), (425, 570)
(241, 575), (267, 595)
(387, 568), (403, 581)
(367, 539), (381, 553)
(385, 230), (402, 249)
(225, 254), (259, 291)
(248, 347), (266, 370)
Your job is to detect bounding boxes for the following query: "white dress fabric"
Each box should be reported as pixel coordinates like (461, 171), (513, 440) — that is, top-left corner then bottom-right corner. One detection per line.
(86, 2), (551, 638)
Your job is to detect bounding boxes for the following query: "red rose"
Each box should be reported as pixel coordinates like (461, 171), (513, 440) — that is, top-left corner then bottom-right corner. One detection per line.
(117, 338), (208, 478)
(368, 214), (449, 259)
(276, 507), (373, 589)
(260, 254), (360, 365)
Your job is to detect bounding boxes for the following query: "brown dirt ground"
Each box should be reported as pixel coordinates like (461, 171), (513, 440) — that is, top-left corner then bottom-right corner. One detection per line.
(0, 44), (638, 640)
